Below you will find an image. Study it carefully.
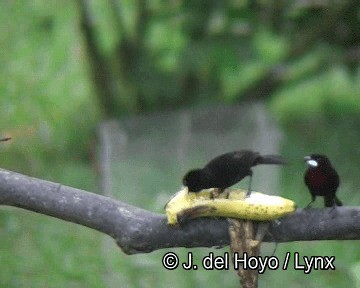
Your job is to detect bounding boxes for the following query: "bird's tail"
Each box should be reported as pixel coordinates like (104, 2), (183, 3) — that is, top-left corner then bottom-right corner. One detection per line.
(257, 154), (286, 165)
(324, 196), (343, 207)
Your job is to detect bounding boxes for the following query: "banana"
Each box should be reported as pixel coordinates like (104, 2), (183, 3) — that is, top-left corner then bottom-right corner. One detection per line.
(165, 188), (296, 225)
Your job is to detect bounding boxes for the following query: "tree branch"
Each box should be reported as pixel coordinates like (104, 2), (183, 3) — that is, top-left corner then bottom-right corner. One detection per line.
(0, 169), (359, 255)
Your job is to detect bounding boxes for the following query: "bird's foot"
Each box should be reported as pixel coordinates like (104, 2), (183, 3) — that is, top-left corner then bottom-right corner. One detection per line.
(329, 203), (340, 213)
(211, 188), (224, 200)
(246, 189), (252, 198)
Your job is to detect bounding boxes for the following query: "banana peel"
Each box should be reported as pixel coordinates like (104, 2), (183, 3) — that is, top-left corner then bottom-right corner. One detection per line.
(165, 188), (296, 225)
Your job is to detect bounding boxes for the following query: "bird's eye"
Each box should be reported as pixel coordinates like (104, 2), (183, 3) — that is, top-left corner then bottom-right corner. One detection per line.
(307, 159), (318, 167)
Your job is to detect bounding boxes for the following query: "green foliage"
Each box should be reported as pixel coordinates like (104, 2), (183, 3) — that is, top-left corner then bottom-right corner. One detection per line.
(270, 66), (360, 124)
(222, 61), (267, 101)
(253, 30), (288, 64)
(147, 20), (186, 71)
(0, 1), (99, 176)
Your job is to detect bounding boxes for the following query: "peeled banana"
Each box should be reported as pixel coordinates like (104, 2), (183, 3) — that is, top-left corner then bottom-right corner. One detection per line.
(165, 188), (296, 225)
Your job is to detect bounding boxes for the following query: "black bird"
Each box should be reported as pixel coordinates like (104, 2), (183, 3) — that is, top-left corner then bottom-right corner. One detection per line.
(182, 150), (286, 196)
(304, 154), (342, 208)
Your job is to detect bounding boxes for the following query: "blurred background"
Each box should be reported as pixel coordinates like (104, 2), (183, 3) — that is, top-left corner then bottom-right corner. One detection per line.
(0, 1), (359, 287)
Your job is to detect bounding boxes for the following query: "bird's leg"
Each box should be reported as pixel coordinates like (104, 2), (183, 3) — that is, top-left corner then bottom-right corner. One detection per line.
(210, 188), (223, 199)
(246, 171), (253, 197)
(330, 205), (337, 213)
(327, 197), (339, 213)
(268, 220), (281, 256)
(305, 195), (316, 208)
(255, 222), (269, 242)
(305, 201), (314, 208)
(270, 243), (279, 257)
(329, 200), (341, 215)
(256, 221), (279, 256)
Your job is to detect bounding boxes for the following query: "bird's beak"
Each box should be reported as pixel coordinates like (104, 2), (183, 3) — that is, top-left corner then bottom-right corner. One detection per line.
(304, 156), (318, 167)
